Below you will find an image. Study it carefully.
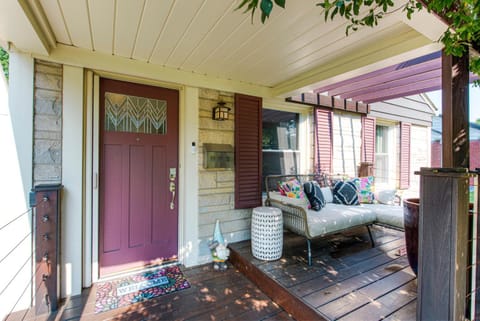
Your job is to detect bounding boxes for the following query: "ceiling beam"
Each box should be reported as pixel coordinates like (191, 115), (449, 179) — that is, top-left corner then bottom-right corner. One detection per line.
(351, 77), (441, 103)
(325, 57), (441, 96)
(336, 68), (441, 100)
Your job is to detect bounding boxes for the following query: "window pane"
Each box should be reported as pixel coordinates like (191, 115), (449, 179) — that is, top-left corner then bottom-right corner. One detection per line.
(375, 125), (389, 184)
(262, 110), (300, 191)
(104, 92), (167, 134)
(262, 109), (298, 150)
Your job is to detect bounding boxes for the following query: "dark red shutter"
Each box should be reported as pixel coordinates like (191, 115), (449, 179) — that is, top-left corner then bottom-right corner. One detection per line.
(361, 116), (376, 164)
(399, 122), (411, 189)
(314, 108), (333, 174)
(234, 93), (262, 209)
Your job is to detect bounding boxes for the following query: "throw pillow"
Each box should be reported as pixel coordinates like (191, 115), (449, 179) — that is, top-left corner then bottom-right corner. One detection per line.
(320, 187), (334, 203)
(353, 176), (375, 204)
(375, 189), (397, 205)
(303, 181), (326, 211)
(278, 178), (306, 200)
(332, 180), (360, 205)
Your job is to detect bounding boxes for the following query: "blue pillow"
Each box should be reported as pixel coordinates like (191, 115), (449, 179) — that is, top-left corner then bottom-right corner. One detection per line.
(303, 181), (326, 211)
(332, 180), (359, 205)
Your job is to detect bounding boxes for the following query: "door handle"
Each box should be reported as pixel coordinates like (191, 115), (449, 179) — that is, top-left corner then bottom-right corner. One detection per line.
(169, 181), (176, 210)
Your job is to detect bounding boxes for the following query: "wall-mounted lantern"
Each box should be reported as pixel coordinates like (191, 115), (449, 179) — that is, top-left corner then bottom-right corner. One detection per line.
(212, 101), (231, 121)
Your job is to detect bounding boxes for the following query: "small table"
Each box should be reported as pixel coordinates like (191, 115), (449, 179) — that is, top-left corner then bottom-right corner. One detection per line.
(251, 206), (283, 261)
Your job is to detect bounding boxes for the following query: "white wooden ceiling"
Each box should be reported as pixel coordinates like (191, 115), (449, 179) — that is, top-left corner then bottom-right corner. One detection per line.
(1, 0), (445, 94)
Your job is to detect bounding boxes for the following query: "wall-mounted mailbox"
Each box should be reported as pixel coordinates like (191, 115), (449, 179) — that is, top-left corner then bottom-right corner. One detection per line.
(204, 143), (234, 169)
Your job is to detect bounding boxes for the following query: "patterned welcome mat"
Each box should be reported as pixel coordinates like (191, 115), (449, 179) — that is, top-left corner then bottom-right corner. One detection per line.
(95, 265), (191, 313)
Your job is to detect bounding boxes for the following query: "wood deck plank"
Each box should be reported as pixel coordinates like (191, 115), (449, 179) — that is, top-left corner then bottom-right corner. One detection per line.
(383, 299), (417, 321)
(319, 267), (415, 320)
(288, 246), (405, 296)
(304, 256), (409, 308)
(338, 280), (417, 321)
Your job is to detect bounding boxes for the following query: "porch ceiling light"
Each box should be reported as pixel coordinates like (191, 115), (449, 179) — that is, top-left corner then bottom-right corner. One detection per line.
(212, 101), (230, 121)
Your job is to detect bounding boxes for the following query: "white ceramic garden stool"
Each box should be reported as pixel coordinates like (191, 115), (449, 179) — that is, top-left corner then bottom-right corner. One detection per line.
(251, 206), (283, 261)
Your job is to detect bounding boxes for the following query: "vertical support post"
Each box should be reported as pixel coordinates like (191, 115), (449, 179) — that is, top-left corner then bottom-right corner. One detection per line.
(441, 49), (470, 168)
(33, 184), (62, 315)
(417, 168), (470, 321)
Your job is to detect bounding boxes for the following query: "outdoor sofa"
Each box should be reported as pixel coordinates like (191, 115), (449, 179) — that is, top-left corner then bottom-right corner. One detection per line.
(264, 174), (404, 265)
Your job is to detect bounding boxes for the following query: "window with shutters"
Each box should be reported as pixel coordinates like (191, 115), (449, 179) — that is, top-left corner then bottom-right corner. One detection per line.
(262, 109), (300, 189)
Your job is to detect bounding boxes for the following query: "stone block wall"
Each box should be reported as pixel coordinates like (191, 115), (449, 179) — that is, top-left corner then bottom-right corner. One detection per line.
(197, 88), (251, 262)
(33, 60), (62, 186)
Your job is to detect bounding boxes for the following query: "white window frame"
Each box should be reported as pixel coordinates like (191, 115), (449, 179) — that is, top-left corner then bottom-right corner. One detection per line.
(375, 120), (397, 190)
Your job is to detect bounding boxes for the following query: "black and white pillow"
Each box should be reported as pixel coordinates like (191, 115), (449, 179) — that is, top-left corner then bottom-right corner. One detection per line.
(303, 181), (326, 211)
(332, 180), (360, 205)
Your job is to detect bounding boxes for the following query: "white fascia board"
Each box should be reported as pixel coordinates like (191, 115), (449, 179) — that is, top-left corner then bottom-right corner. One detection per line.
(400, 8), (449, 42)
(34, 44), (273, 98)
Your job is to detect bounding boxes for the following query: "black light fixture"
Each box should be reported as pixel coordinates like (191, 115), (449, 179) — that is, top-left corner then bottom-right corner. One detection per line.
(212, 101), (231, 121)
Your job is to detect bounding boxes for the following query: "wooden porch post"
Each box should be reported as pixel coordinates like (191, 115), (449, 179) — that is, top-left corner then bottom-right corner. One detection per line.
(417, 49), (472, 321)
(441, 48), (470, 168)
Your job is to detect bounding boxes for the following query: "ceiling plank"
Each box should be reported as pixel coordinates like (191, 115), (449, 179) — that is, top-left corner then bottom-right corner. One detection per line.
(88, 0), (114, 54)
(39, 0), (71, 45)
(114, 0), (145, 58)
(131, 0), (174, 62)
(149, 0), (205, 66)
(165, 0), (235, 68)
(58, 0), (92, 50)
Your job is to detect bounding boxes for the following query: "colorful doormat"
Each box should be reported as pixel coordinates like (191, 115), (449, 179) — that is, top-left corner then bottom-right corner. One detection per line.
(95, 265), (190, 313)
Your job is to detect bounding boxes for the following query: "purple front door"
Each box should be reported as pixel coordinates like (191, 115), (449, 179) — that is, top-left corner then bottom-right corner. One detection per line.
(99, 78), (179, 277)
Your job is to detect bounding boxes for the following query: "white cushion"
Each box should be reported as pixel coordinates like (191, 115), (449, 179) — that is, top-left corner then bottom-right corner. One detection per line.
(375, 189), (397, 205)
(320, 187), (333, 203)
(306, 204), (376, 237)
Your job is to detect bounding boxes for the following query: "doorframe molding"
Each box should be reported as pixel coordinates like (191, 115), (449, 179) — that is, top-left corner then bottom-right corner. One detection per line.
(83, 71), (192, 286)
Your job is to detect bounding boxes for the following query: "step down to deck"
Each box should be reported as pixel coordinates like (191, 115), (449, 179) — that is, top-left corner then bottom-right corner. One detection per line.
(229, 244), (328, 321)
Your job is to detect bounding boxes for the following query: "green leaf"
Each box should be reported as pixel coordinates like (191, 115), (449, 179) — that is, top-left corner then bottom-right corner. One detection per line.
(261, 0), (273, 16)
(274, 0), (286, 8)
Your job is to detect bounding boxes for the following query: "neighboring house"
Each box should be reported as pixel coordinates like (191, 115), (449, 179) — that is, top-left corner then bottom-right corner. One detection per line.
(0, 0), (449, 316)
(431, 115), (480, 170)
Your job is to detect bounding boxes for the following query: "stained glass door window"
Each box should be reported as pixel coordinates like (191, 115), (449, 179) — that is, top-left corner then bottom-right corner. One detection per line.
(104, 92), (167, 134)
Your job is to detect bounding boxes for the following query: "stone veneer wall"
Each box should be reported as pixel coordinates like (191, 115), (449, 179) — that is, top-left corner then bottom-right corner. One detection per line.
(33, 60), (62, 186)
(197, 88), (252, 261)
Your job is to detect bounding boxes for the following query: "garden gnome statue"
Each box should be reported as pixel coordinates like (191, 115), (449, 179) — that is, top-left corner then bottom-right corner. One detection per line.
(209, 220), (230, 271)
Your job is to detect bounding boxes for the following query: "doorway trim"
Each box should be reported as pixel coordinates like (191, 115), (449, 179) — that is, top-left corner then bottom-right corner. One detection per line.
(83, 71), (196, 286)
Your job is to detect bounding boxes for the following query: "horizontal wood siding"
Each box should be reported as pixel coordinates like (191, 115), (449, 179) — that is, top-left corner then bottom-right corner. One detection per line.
(362, 116), (376, 164)
(235, 93), (262, 209)
(400, 122), (411, 189)
(369, 95), (434, 127)
(314, 108), (333, 174)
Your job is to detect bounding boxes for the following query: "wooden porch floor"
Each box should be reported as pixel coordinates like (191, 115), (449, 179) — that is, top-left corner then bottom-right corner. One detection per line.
(6, 264), (293, 321)
(229, 226), (417, 321)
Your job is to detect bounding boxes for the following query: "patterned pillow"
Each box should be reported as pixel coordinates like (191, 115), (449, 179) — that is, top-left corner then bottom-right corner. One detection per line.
(332, 180), (360, 205)
(303, 181), (326, 211)
(278, 178), (306, 200)
(353, 176), (375, 204)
